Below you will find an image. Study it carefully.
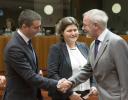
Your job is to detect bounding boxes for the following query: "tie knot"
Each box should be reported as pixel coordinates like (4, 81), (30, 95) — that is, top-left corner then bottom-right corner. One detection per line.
(95, 40), (100, 45)
(28, 40), (32, 45)
(28, 40), (33, 50)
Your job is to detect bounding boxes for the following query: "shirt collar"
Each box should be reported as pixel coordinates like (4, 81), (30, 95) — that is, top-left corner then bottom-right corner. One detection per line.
(97, 28), (108, 42)
(17, 29), (29, 44)
(66, 44), (77, 50)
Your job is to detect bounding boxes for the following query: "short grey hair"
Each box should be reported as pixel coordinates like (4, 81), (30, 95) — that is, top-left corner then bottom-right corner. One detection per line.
(83, 9), (108, 29)
(18, 9), (41, 28)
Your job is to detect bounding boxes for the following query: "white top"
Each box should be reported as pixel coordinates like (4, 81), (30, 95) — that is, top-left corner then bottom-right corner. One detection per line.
(67, 44), (90, 91)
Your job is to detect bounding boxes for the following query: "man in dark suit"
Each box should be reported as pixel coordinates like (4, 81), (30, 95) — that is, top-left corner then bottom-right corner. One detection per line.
(3, 9), (59, 100)
(58, 9), (128, 100)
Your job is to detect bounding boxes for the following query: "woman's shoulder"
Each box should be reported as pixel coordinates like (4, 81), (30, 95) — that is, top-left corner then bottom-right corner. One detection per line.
(50, 42), (66, 50)
(77, 42), (88, 48)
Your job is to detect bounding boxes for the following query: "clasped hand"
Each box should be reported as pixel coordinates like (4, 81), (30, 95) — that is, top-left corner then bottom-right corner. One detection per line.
(0, 75), (6, 87)
(57, 78), (72, 93)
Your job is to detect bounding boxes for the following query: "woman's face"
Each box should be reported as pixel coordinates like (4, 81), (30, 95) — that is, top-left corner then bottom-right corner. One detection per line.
(63, 24), (79, 44)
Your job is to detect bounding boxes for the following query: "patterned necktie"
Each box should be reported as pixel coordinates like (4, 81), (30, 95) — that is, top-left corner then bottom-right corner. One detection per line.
(28, 40), (36, 64)
(94, 39), (100, 58)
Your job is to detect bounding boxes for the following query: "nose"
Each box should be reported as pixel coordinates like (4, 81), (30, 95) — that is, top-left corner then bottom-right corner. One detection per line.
(38, 26), (41, 32)
(82, 26), (84, 30)
(72, 30), (76, 34)
(71, 30), (78, 36)
(82, 26), (85, 32)
(82, 26), (87, 33)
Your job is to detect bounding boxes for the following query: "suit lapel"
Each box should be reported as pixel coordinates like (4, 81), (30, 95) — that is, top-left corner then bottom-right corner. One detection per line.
(89, 41), (95, 66)
(61, 42), (88, 69)
(16, 33), (38, 72)
(77, 43), (87, 59)
(94, 40), (108, 67)
(25, 43), (38, 72)
(27, 46), (37, 66)
(93, 32), (110, 68)
(60, 43), (72, 67)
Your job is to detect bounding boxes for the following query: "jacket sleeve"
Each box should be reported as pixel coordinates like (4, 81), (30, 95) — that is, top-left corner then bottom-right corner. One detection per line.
(68, 61), (93, 87)
(111, 38), (128, 99)
(81, 42), (96, 87)
(5, 45), (58, 90)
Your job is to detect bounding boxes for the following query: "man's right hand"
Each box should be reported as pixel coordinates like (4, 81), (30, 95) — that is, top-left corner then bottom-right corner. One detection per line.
(57, 78), (72, 93)
(69, 92), (82, 100)
(0, 75), (6, 87)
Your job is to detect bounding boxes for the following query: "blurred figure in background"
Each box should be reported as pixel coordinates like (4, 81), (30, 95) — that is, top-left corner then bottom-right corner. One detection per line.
(3, 18), (16, 35)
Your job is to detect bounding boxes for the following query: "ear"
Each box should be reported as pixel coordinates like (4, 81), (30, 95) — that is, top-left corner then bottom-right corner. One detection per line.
(21, 24), (29, 31)
(22, 24), (27, 28)
(94, 23), (99, 30)
(94, 23), (97, 27)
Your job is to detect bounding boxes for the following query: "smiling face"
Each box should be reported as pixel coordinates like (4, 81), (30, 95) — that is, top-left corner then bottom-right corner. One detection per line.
(28, 20), (41, 36)
(82, 16), (97, 37)
(22, 20), (41, 38)
(63, 24), (79, 44)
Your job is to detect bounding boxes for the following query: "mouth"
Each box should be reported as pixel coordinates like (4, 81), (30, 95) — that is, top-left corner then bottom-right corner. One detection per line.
(70, 36), (77, 38)
(71, 34), (78, 37)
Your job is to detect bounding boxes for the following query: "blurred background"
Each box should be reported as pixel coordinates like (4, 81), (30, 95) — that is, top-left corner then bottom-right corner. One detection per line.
(0, 0), (128, 35)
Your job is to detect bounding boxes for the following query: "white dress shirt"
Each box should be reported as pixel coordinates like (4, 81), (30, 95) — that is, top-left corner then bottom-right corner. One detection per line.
(97, 28), (108, 51)
(17, 29), (29, 44)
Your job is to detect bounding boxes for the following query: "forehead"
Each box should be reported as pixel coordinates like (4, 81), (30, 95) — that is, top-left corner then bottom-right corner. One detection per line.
(32, 20), (41, 26)
(65, 24), (78, 29)
(83, 16), (90, 24)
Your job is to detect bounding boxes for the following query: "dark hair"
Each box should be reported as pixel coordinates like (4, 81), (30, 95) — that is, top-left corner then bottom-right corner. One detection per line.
(6, 18), (15, 27)
(18, 9), (41, 28)
(4, 18), (15, 31)
(56, 17), (79, 42)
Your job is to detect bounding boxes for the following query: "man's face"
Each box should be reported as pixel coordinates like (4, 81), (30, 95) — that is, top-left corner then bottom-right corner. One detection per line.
(27, 20), (41, 38)
(82, 16), (96, 37)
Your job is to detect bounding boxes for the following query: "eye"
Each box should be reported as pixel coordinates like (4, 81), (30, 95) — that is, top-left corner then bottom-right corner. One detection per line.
(74, 29), (78, 32)
(67, 29), (72, 32)
(33, 25), (41, 29)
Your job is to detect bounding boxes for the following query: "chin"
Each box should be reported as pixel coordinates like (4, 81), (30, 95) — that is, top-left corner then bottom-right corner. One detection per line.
(89, 33), (95, 37)
(70, 39), (77, 43)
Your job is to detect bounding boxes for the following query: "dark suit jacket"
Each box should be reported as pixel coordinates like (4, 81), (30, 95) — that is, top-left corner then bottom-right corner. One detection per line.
(69, 30), (128, 100)
(3, 32), (58, 100)
(47, 42), (95, 99)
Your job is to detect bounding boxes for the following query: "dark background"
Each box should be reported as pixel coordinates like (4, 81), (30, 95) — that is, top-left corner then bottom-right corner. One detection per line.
(0, 0), (128, 34)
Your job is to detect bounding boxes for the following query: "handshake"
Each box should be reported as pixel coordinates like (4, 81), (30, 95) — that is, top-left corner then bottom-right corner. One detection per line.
(57, 78), (72, 93)
(0, 75), (6, 87)
(56, 78), (98, 100)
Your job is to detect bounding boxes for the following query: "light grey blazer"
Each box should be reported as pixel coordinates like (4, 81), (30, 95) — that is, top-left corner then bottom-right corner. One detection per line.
(69, 30), (128, 100)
